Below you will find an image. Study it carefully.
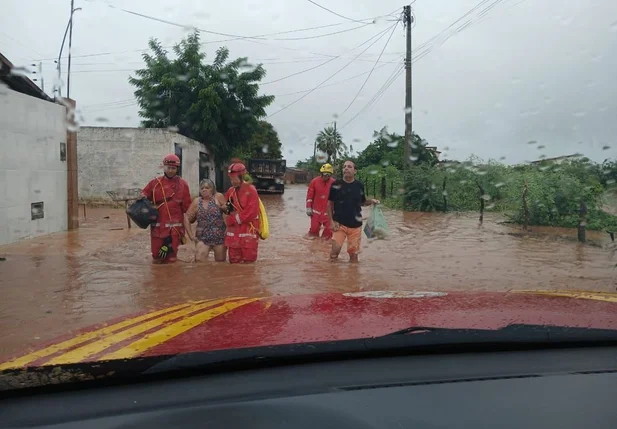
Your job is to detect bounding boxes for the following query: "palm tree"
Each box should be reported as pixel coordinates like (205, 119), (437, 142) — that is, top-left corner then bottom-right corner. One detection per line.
(315, 125), (347, 164)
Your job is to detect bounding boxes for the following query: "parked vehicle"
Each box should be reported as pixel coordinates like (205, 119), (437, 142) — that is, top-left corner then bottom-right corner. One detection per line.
(247, 158), (286, 194)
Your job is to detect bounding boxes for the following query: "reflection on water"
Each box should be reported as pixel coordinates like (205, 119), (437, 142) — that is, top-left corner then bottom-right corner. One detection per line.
(0, 185), (615, 358)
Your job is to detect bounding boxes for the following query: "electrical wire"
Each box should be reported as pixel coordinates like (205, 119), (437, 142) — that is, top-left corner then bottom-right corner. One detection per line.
(267, 22), (399, 118)
(338, 17), (400, 117)
(102, 4), (374, 42)
(271, 60), (399, 97)
(261, 24), (394, 85)
(306, 0), (375, 24)
(340, 64), (403, 129)
(340, 0), (513, 129)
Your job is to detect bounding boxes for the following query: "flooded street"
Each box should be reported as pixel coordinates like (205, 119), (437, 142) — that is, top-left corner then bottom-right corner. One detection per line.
(1, 184), (616, 360)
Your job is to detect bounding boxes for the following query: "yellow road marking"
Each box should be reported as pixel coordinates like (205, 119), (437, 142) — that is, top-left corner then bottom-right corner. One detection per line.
(514, 290), (617, 303)
(46, 298), (244, 366)
(0, 301), (201, 370)
(0, 298), (241, 370)
(101, 298), (260, 361)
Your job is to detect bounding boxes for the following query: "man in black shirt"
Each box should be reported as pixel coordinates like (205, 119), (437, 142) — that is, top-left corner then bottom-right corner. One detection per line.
(327, 160), (379, 262)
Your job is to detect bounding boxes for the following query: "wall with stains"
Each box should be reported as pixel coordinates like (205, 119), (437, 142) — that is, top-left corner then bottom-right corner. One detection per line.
(0, 88), (67, 245)
(77, 127), (215, 203)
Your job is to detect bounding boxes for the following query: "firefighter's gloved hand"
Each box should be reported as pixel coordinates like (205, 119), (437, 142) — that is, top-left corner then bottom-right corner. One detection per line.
(226, 200), (234, 214)
(306, 208), (313, 217)
(158, 236), (173, 259)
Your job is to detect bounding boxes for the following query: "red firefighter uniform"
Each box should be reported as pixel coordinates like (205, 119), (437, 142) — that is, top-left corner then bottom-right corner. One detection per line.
(141, 155), (192, 263)
(306, 169), (335, 239)
(225, 163), (260, 264)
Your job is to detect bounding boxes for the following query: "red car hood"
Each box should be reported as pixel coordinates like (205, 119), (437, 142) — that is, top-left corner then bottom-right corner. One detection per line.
(1, 290), (616, 371)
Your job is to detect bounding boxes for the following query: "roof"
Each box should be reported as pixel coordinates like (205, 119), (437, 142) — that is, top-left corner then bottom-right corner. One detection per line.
(529, 154), (580, 164)
(0, 52), (53, 102)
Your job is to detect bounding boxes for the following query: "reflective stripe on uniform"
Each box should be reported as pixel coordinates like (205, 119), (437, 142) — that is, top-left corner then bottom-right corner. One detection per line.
(153, 223), (183, 227)
(226, 232), (257, 239)
(239, 233), (257, 238)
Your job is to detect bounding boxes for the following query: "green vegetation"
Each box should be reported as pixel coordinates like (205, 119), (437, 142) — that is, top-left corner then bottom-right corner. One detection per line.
(299, 125), (617, 232)
(129, 30), (280, 162)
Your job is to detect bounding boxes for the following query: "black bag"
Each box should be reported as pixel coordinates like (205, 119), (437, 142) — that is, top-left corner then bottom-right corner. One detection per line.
(126, 199), (159, 229)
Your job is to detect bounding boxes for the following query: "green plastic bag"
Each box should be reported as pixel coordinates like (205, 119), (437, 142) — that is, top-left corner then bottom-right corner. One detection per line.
(364, 205), (389, 239)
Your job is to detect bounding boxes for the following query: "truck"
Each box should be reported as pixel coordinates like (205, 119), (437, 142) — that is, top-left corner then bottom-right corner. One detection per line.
(247, 158), (286, 194)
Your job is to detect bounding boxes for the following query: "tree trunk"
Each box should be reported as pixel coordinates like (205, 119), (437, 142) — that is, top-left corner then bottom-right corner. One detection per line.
(522, 181), (529, 231)
(578, 201), (587, 243)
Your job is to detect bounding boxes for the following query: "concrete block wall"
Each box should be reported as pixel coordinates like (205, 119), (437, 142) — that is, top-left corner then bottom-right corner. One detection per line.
(77, 127), (215, 203)
(0, 89), (68, 245)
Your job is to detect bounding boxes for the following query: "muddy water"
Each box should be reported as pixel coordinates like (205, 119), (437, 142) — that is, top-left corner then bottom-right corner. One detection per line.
(1, 184), (616, 359)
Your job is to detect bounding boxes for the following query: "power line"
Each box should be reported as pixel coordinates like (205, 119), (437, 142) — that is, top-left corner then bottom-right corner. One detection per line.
(37, 3), (403, 63)
(306, 0), (374, 24)
(267, 22), (399, 118)
(261, 24), (394, 85)
(338, 17), (400, 118)
(102, 4), (374, 42)
(271, 61), (399, 97)
(341, 63), (403, 129)
(341, 0), (514, 129)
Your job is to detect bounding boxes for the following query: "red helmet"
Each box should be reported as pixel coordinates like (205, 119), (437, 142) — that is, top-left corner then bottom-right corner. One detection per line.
(163, 154), (180, 167)
(228, 162), (247, 177)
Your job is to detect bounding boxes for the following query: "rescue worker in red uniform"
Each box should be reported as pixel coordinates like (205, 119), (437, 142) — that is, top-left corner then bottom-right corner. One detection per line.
(306, 163), (335, 239)
(139, 154), (192, 264)
(223, 162), (260, 264)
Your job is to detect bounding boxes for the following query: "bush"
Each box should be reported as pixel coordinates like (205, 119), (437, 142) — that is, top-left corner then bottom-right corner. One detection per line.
(401, 156), (617, 231)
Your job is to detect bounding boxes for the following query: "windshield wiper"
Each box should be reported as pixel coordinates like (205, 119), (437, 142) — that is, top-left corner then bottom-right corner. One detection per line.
(367, 324), (617, 347)
(142, 324), (617, 375)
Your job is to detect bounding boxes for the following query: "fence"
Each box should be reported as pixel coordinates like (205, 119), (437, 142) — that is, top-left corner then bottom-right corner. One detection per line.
(356, 174), (401, 200)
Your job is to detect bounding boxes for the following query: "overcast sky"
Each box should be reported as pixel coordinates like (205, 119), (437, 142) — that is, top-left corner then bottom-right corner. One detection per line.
(2, 0), (616, 165)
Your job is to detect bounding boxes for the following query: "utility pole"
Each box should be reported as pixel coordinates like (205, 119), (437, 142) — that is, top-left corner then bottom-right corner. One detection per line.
(66, 0), (75, 99)
(333, 121), (337, 164)
(56, 5), (81, 99)
(403, 5), (413, 166)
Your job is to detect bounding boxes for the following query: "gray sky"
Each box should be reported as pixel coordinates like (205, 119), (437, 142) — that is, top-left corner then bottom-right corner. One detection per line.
(2, 0), (616, 165)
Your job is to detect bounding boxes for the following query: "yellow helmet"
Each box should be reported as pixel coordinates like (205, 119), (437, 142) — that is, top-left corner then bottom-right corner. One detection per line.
(320, 163), (334, 174)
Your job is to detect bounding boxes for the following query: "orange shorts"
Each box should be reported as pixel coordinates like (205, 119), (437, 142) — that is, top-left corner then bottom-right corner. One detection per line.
(332, 225), (362, 255)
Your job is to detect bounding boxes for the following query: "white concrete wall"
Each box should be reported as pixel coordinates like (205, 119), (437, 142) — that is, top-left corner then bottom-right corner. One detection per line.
(77, 127), (214, 202)
(0, 88), (68, 245)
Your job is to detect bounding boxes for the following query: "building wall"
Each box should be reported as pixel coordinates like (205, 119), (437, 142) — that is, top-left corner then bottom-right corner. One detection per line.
(0, 88), (67, 245)
(77, 127), (214, 202)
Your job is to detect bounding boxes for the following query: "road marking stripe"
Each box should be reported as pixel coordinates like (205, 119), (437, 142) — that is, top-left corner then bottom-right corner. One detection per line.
(101, 298), (260, 361)
(514, 290), (617, 303)
(0, 298), (242, 370)
(46, 298), (243, 366)
(0, 301), (205, 370)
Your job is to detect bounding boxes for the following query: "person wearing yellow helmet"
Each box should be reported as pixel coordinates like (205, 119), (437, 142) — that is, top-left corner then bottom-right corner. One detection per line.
(305, 163), (335, 239)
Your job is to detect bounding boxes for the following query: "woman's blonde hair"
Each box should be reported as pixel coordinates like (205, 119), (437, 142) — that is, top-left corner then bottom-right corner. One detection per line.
(199, 179), (216, 192)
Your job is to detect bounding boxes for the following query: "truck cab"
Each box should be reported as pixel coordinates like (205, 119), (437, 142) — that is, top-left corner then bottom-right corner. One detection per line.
(247, 159), (286, 194)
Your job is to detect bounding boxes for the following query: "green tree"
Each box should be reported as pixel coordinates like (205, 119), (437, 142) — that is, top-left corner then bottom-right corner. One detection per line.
(129, 31), (275, 162)
(355, 127), (437, 170)
(315, 125), (346, 163)
(232, 120), (283, 160)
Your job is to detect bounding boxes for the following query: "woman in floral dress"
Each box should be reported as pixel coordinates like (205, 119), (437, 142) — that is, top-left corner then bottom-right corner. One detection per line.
(184, 179), (227, 262)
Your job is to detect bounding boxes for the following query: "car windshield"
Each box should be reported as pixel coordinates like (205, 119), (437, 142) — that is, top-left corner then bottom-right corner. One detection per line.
(1, 0), (616, 390)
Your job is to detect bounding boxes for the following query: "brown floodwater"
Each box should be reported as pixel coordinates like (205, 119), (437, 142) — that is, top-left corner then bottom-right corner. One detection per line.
(1, 184), (616, 359)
